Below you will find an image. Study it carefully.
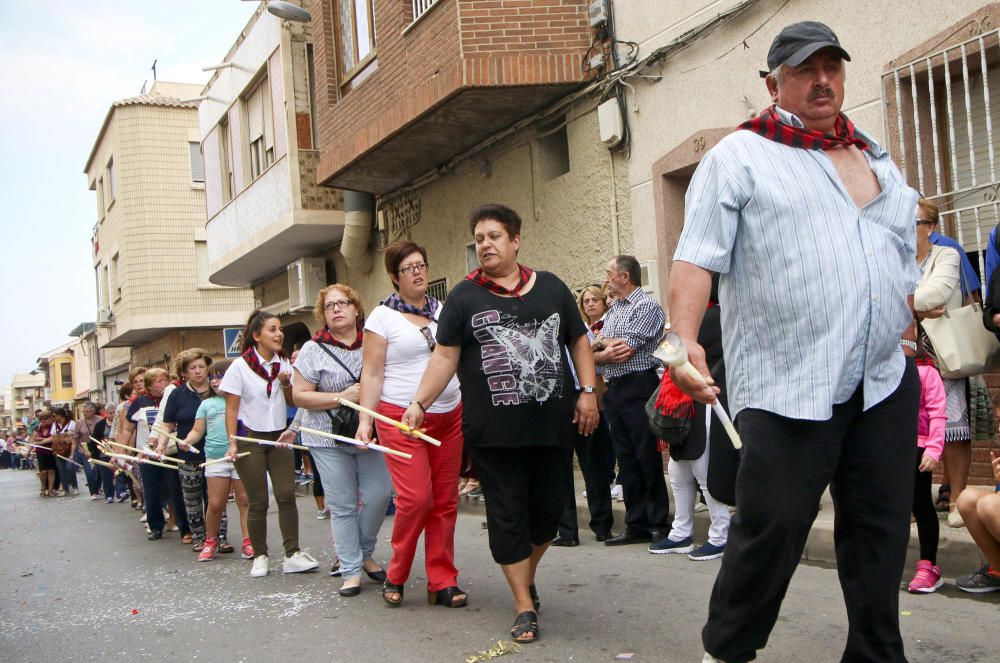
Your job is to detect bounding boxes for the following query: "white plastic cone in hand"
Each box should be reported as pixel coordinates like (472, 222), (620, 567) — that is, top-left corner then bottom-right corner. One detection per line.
(654, 332), (742, 449)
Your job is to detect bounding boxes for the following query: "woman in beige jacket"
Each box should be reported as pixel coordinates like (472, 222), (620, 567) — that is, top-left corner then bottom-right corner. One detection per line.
(913, 198), (969, 528)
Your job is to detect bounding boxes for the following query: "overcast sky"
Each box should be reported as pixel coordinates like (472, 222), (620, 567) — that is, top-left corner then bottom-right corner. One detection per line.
(0, 0), (257, 387)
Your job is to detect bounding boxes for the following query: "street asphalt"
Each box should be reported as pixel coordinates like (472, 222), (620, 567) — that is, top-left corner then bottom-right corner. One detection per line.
(0, 469), (996, 662)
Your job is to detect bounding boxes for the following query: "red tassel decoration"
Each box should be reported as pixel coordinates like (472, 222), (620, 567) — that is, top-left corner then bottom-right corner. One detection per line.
(655, 371), (695, 419)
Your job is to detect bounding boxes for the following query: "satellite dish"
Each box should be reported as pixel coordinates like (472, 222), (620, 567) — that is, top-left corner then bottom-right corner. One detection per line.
(266, 1), (312, 22)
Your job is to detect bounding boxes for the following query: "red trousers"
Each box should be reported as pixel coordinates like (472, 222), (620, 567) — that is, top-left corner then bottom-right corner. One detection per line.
(376, 401), (463, 591)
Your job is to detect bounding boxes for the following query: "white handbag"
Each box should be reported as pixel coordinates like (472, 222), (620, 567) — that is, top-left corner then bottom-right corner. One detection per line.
(920, 269), (1000, 378)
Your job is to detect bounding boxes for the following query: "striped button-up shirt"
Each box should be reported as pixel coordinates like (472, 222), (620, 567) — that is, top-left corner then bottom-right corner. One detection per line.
(674, 107), (920, 420)
(601, 286), (666, 380)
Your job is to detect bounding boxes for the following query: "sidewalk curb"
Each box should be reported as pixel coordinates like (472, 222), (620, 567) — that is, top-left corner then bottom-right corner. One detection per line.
(456, 483), (986, 579)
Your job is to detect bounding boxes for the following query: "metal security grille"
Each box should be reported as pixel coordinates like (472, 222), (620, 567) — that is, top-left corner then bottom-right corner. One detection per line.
(412, 0), (439, 21)
(883, 29), (1000, 281)
(427, 277), (448, 302)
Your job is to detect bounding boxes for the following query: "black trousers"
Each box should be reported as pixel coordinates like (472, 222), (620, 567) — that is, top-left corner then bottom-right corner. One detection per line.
(912, 452), (939, 565)
(472, 446), (572, 565)
(703, 359), (919, 663)
(603, 369), (670, 534)
(558, 418), (613, 540)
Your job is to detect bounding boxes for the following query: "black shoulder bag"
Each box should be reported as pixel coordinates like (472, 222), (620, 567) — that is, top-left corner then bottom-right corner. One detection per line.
(313, 343), (361, 439)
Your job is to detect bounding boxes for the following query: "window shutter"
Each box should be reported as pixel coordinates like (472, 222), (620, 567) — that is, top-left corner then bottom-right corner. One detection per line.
(247, 84), (264, 141)
(189, 142), (205, 182)
(263, 77), (274, 151)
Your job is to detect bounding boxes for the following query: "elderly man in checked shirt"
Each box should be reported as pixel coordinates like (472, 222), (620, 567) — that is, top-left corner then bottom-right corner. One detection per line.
(670, 22), (921, 663)
(597, 255), (670, 547)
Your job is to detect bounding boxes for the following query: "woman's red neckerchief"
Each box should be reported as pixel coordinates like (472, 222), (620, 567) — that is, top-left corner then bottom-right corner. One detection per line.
(739, 105), (869, 151)
(465, 264), (534, 300)
(589, 319), (604, 334)
(312, 327), (363, 350)
(242, 347), (281, 397)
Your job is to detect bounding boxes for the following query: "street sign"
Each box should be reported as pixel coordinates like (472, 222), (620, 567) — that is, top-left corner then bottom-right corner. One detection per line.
(223, 327), (243, 358)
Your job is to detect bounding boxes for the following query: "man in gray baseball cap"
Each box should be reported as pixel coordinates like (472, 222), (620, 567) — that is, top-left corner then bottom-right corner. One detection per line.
(671, 18), (920, 663)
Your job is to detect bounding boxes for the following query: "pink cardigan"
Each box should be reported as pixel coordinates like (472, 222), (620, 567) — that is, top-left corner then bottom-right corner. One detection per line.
(917, 364), (946, 462)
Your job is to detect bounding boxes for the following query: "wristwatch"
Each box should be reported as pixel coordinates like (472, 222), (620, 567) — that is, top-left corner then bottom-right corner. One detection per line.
(582, 385), (596, 394)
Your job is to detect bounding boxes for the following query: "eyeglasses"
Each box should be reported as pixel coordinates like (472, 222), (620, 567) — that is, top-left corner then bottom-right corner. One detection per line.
(323, 300), (353, 311)
(399, 262), (427, 275)
(916, 219), (935, 226)
(419, 326), (437, 352)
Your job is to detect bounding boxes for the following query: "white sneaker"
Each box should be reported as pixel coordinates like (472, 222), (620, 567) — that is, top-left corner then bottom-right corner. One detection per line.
(316, 509), (330, 520)
(71, 488), (80, 496)
(702, 653), (724, 663)
(283, 550), (319, 574)
(139, 514), (148, 523)
(250, 555), (270, 578)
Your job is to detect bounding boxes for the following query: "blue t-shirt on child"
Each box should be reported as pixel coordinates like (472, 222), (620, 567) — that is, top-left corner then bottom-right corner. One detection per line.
(196, 396), (229, 460)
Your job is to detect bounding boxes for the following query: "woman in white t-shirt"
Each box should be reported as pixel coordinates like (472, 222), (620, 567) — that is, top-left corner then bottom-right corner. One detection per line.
(357, 240), (466, 608)
(219, 310), (318, 578)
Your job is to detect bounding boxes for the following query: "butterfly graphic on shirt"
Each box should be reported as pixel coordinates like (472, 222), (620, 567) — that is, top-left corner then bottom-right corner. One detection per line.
(482, 314), (563, 402)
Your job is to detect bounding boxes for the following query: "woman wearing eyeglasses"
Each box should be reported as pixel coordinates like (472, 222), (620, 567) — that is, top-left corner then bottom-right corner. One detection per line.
(913, 197), (971, 529)
(357, 240), (465, 608)
(293, 283), (391, 597)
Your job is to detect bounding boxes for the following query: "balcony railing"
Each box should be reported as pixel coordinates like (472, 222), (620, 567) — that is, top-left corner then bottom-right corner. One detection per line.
(412, 0), (438, 21)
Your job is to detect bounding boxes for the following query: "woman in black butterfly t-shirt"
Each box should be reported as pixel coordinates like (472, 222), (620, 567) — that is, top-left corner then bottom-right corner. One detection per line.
(402, 204), (599, 644)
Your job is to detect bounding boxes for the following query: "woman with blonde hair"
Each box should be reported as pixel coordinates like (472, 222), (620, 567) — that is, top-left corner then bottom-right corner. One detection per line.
(913, 197), (971, 528)
(161, 349), (232, 553)
(295, 283), (391, 597)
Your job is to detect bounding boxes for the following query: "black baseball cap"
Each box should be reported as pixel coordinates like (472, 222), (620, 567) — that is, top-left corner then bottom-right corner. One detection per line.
(759, 21), (851, 77)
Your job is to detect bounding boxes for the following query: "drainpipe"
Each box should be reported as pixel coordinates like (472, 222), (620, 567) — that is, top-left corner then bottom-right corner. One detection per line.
(340, 191), (374, 273)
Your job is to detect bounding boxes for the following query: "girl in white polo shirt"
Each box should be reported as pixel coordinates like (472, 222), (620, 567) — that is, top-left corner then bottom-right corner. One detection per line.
(219, 310), (318, 578)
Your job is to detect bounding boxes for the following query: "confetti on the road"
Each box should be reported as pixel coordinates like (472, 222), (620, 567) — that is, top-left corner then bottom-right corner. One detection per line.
(465, 640), (521, 662)
(615, 654), (635, 660)
(130, 609), (140, 615)
(900, 611), (911, 617)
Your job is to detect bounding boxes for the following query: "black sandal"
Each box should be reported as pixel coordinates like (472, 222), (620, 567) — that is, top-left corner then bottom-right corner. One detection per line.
(427, 585), (468, 608)
(529, 583), (540, 612)
(383, 581), (404, 607)
(510, 610), (539, 643)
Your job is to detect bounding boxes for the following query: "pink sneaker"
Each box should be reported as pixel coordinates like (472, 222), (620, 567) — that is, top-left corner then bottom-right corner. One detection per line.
(907, 559), (943, 593)
(198, 539), (218, 563)
(241, 537), (254, 560)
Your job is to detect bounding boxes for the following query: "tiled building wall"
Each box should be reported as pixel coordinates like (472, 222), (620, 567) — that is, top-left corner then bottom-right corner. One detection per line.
(112, 105), (253, 326)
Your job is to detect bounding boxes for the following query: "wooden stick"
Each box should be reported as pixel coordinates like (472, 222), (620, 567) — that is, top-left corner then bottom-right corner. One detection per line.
(151, 425), (203, 455)
(105, 440), (185, 464)
(56, 454), (80, 467)
(232, 435), (309, 451)
(298, 426), (413, 460)
(200, 452), (251, 468)
(86, 457), (116, 469)
(106, 452), (177, 470)
(336, 398), (441, 446)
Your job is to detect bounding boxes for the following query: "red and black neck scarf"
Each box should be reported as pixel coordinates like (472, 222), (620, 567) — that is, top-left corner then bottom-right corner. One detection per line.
(312, 327), (363, 350)
(739, 105), (868, 151)
(589, 319), (604, 334)
(242, 347), (281, 397)
(465, 264), (535, 300)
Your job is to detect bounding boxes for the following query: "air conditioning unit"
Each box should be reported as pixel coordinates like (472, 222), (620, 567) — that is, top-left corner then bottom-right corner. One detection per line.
(287, 257), (326, 312)
(97, 307), (113, 324)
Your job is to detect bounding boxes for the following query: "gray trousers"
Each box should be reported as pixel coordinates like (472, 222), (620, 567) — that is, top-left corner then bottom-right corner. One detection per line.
(310, 445), (392, 579)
